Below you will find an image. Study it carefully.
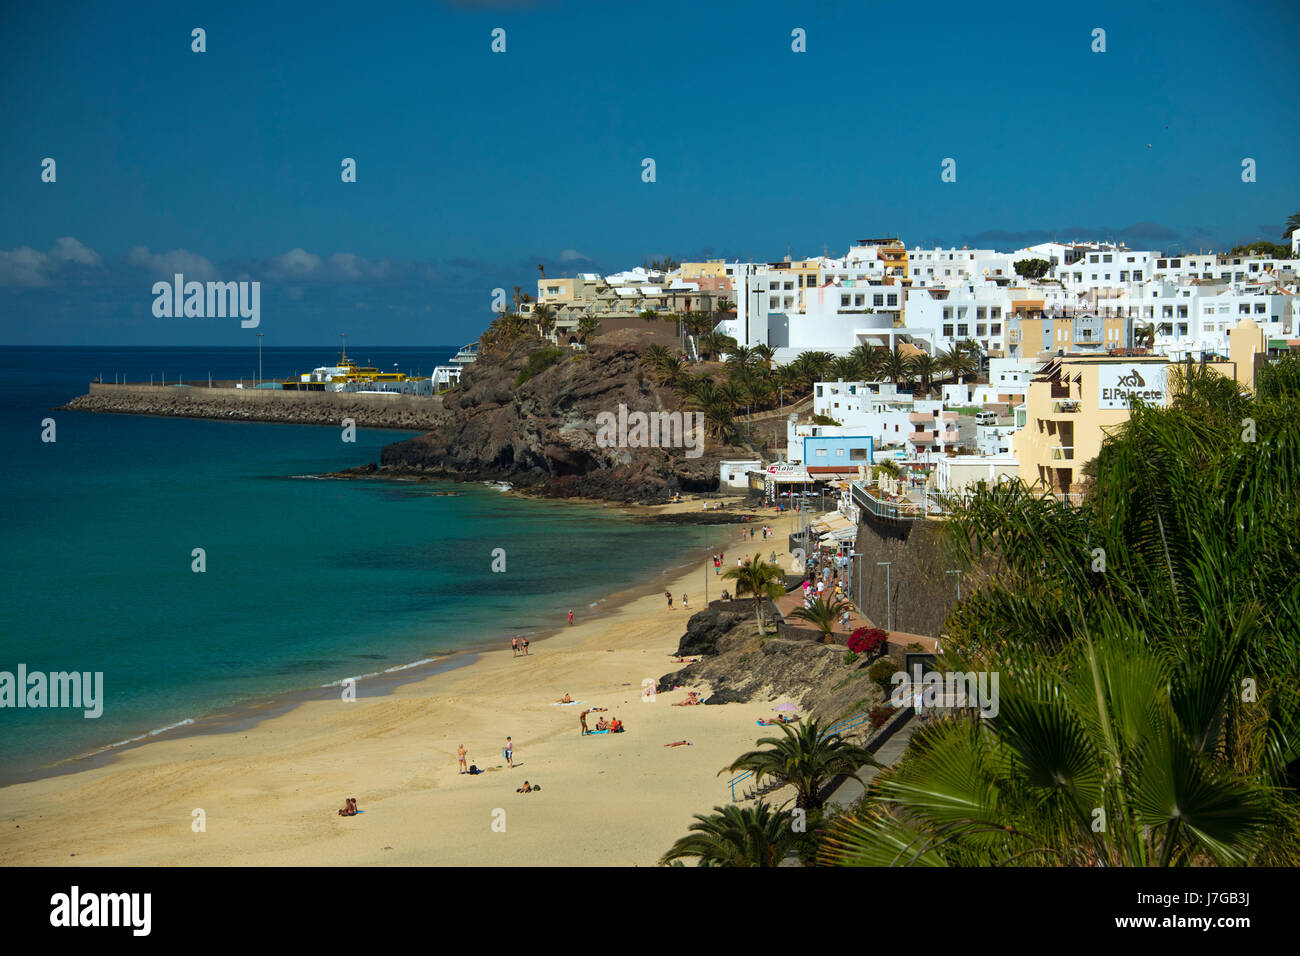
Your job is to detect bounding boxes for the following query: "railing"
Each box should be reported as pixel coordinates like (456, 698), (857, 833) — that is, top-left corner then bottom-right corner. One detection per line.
(1050, 446), (1075, 461)
(1051, 400), (1081, 413)
(851, 482), (927, 521)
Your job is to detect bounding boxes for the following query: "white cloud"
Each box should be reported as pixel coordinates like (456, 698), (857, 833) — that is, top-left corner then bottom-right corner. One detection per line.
(50, 237), (102, 267)
(127, 246), (217, 281)
(558, 249), (590, 263)
(0, 238), (104, 286)
(265, 247), (322, 280)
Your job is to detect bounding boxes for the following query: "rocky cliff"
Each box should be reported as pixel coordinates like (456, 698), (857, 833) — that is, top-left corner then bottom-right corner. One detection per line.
(375, 330), (754, 501)
(657, 602), (887, 725)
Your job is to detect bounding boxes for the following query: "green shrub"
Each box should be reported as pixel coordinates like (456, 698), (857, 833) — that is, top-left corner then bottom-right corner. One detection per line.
(514, 347), (563, 387)
(867, 657), (896, 690)
(842, 651), (859, 665)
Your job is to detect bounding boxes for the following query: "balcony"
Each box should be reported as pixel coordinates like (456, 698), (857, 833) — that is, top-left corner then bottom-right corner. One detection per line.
(1051, 400), (1081, 414)
(908, 431), (935, 444)
(1049, 384), (1072, 399)
(908, 412), (933, 424)
(1050, 446), (1075, 461)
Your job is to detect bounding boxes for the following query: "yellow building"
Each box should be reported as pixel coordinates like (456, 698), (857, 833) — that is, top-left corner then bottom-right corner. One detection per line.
(1018, 344), (1254, 495)
(679, 260), (730, 281)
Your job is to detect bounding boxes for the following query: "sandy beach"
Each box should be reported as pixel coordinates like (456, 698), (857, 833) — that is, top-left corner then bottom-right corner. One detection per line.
(0, 499), (801, 866)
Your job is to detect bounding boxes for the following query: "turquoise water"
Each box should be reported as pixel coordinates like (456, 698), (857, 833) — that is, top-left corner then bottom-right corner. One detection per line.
(0, 347), (722, 780)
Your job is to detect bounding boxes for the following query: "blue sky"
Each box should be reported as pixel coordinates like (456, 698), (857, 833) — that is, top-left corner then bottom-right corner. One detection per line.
(2, 0), (1298, 345)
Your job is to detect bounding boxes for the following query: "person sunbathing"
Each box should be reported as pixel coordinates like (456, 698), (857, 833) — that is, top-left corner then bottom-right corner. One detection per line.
(517, 781), (532, 793)
(664, 740), (692, 747)
(337, 797), (358, 816)
(595, 717), (610, 731)
(673, 691), (702, 706)
(610, 718), (624, 733)
(588, 706), (608, 712)
(758, 715), (796, 726)
(555, 693), (572, 703)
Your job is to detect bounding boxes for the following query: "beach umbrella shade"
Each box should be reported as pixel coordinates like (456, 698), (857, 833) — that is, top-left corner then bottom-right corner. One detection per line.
(774, 702), (798, 712)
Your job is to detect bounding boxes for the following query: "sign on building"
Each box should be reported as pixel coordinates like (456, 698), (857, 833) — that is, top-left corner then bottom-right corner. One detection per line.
(1098, 364), (1167, 410)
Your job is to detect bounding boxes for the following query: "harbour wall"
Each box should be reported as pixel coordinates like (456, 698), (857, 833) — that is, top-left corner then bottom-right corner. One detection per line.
(58, 383), (446, 430)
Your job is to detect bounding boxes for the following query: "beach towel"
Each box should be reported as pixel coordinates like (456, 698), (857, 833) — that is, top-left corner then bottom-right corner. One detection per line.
(586, 729), (610, 735)
(550, 701), (584, 706)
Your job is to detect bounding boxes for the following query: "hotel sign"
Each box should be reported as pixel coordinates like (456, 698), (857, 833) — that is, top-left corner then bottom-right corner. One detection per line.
(1098, 364), (1167, 410)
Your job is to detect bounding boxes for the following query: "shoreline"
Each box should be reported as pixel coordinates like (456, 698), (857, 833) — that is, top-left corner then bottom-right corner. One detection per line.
(0, 500), (742, 790)
(0, 505), (789, 867)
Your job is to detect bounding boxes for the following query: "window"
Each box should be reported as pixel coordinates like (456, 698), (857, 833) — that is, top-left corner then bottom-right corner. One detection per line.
(835, 448), (845, 457)
(1255, 303), (1266, 314)
(854, 294), (864, 307)
(1120, 271), (1129, 281)
(1103, 254), (1113, 263)
(957, 324), (968, 336)
(991, 307), (1001, 318)
(841, 295), (850, 308)
(815, 448), (827, 458)
(1133, 271), (1143, 281)
(850, 448), (869, 460)
(943, 324), (954, 336)
(887, 294), (898, 306)
(873, 294), (885, 307)
(991, 323), (1001, 335)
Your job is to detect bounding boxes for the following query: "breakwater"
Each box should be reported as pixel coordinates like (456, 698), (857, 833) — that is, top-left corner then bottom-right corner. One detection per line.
(59, 383), (445, 430)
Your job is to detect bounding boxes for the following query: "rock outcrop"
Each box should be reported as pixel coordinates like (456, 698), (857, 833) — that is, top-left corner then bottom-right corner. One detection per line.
(658, 601), (887, 725)
(376, 330), (755, 501)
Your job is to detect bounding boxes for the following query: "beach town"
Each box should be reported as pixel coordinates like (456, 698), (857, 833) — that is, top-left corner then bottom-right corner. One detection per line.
(7, 228), (1300, 868)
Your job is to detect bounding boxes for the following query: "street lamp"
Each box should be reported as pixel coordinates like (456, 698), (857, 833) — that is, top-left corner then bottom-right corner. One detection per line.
(877, 561), (893, 632)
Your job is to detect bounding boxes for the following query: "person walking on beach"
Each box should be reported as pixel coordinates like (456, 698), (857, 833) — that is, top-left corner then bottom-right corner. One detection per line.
(458, 744), (468, 774)
(682, 593), (688, 609)
(666, 590), (673, 609)
(504, 736), (514, 768)
(522, 636), (530, 655)
(568, 609), (574, 626)
(511, 636), (519, 657)
(580, 708), (590, 735)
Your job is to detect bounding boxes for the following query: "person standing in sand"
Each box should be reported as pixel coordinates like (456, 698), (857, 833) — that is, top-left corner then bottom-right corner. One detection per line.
(682, 593), (688, 609)
(666, 591), (673, 609)
(568, 609), (574, 626)
(504, 736), (514, 768)
(522, 636), (530, 655)
(458, 744), (468, 774)
(580, 709), (590, 735)
(511, 636), (519, 657)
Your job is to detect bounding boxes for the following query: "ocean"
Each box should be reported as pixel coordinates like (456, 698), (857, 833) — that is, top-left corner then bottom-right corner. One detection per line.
(0, 346), (723, 782)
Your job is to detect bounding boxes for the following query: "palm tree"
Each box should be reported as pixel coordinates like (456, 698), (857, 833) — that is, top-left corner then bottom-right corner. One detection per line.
(722, 554), (786, 635)
(789, 595), (854, 643)
(1133, 323), (1155, 349)
(910, 353), (941, 398)
(882, 345), (917, 388)
(820, 631), (1278, 866)
(851, 343), (887, 382)
(660, 801), (798, 867)
(830, 355), (861, 382)
(1284, 209), (1300, 239)
(751, 343), (776, 372)
(531, 303), (557, 339)
(575, 316), (600, 348)
(697, 331), (736, 362)
(726, 345), (754, 370)
(937, 347), (977, 385)
(723, 719), (877, 811)
(642, 344), (671, 370)
(652, 355), (686, 388)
